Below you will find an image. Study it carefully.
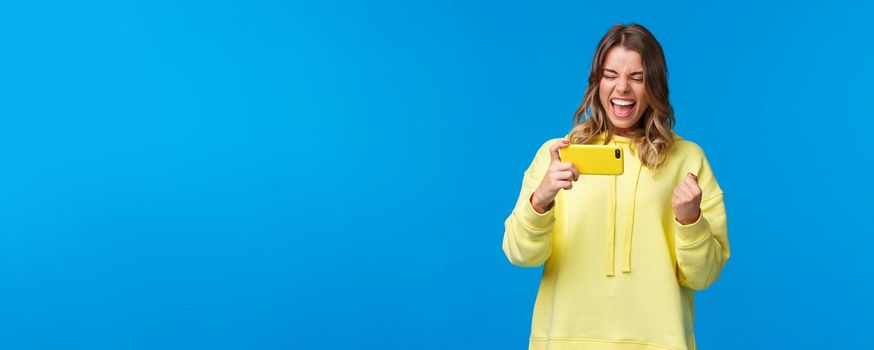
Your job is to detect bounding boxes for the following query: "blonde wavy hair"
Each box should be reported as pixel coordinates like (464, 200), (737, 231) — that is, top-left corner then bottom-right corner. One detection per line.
(568, 23), (676, 170)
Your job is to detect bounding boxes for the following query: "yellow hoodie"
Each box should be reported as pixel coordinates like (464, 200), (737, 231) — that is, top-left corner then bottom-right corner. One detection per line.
(503, 131), (730, 350)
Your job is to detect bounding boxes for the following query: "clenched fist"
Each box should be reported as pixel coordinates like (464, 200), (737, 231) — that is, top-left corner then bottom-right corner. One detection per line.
(672, 172), (702, 225)
(530, 140), (580, 214)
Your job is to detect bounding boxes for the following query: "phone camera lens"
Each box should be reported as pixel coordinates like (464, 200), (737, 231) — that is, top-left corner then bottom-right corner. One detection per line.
(615, 150), (621, 159)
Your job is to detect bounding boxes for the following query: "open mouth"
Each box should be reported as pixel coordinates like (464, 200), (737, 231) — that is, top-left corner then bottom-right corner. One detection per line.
(610, 98), (636, 118)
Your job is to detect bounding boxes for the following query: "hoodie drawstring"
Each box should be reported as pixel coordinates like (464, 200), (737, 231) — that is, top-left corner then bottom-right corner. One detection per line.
(606, 173), (617, 276)
(605, 138), (643, 277)
(622, 161), (641, 273)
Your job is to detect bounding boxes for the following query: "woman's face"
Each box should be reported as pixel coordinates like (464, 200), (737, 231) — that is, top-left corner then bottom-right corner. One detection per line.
(599, 46), (649, 134)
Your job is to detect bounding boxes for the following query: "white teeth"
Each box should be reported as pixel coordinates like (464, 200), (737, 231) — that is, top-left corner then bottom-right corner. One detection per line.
(611, 99), (635, 106)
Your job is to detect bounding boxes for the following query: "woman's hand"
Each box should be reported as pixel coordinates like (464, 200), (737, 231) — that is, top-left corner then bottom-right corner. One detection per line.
(530, 140), (580, 213)
(672, 172), (702, 225)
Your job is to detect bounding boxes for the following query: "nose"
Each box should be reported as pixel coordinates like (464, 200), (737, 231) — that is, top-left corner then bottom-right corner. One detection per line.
(616, 77), (631, 93)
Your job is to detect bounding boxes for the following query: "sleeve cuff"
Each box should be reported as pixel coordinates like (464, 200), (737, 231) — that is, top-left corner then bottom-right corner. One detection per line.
(674, 213), (711, 247)
(518, 192), (555, 232)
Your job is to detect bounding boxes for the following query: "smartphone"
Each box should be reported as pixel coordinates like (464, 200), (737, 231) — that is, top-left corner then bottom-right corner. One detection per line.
(558, 144), (624, 175)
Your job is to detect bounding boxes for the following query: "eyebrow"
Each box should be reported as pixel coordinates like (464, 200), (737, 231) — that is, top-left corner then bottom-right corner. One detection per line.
(604, 68), (644, 76)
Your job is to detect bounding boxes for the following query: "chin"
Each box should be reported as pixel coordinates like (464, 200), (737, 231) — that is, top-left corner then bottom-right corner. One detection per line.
(608, 115), (640, 130)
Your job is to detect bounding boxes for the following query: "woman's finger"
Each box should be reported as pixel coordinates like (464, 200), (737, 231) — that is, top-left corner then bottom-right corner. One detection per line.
(556, 180), (572, 190)
(684, 176), (701, 195)
(560, 162), (580, 180)
(676, 182), (694, 201)
(566, 163), (580, 180)
(555, 170), (574, 181)
(557, 162), (575, 170)
(549, 140), (570, 163)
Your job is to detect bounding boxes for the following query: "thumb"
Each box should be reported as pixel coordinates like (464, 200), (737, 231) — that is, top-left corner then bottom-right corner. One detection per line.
(687, 172), (698, 182)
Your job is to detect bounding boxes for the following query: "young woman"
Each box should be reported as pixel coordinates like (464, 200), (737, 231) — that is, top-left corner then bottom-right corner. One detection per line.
(502, 24), (730, 350)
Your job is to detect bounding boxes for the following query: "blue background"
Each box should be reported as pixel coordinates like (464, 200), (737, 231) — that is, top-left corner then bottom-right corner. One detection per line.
(1, 0), (872, 349)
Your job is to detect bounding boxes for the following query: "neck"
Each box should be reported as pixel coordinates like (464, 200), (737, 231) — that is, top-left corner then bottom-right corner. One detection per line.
(613, 127), (642, 137)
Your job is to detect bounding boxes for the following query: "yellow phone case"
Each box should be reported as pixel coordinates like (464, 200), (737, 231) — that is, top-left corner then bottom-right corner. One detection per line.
(558, 144), (624, 175)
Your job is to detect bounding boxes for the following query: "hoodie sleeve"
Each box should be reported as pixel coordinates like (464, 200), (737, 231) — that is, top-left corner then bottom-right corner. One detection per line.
(674, 147), (731, 290)
(502, 139), (560, 267)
